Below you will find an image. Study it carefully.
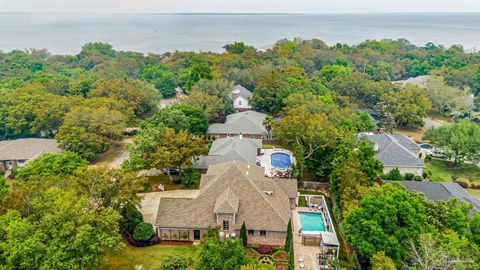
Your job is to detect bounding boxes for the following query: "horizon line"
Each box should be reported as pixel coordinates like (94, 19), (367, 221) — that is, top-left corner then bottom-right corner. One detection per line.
(1, 11), (480, 15)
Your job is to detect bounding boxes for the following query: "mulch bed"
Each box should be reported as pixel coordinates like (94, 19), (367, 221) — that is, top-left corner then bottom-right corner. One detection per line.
(159, 240), (194, 246)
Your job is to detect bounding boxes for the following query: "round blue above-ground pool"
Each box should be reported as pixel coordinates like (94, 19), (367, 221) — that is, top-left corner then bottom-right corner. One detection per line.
(271, 152), (292, 170)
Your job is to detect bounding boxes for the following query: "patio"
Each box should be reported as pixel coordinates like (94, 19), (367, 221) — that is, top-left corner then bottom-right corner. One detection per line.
(292, 194), (340, 269)
(257, 148), (294, 177)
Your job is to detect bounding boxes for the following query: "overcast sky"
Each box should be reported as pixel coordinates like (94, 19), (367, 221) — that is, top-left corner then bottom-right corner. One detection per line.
(1, 0), (480, 13)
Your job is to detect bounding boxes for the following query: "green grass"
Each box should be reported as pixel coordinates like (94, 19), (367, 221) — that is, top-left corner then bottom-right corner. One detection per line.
(467, 189), (480, 199)
(99, 242), (202, 270)
(426, 159), (480, 184)
(147, 174), (183, 191)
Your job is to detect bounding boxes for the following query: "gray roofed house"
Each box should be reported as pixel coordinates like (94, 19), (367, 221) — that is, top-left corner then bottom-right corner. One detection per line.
(207, 111), (268, 139)
(193, 137), (262, 170)
(155, 160), (297, 246)
(366, 134), (424, 175)
(0, 138), (62, 172)
(385, 181), (480, 213)
(230, 85), (253, 112)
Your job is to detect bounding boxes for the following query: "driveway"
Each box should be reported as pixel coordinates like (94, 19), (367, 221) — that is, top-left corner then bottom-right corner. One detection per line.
(423, 117), (445, 129)
(138, 190), (200, 225)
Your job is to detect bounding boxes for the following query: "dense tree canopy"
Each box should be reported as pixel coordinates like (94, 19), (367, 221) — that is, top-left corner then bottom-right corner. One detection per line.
(424, 120), (480, 165)
(15, 152), (88, 181)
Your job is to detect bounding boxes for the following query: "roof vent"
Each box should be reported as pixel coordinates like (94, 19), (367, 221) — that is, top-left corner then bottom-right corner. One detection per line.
(246, 171), (249, 176)
(263, 191), (273, 196)
(374, 143), (379, 151)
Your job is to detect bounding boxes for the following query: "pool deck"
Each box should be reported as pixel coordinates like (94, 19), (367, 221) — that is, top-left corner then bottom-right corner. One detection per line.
(257, 148), (294, 177)
(292, 208), (321, 270)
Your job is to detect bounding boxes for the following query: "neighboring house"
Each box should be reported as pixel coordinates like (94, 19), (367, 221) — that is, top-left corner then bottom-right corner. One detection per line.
(155, 160), (297, 246)
(230, 85), (253, 112)
(393, 75), (430, 88)
(207, 111), (268, 139)
(366, 134), (424, 175)
(383, 181), (480, 213)
(193, 137), (262, 172)
(0, 138), (62, 172)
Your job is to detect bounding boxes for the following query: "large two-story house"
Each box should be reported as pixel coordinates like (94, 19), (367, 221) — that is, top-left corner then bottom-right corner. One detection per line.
(154, 161), (297, 246)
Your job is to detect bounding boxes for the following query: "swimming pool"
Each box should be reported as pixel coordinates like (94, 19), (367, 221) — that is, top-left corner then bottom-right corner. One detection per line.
(299, 212), (326, 233)
(270, 152), (292, 170)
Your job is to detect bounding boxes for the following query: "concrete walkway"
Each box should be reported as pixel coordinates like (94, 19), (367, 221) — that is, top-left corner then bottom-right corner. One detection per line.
(139, 190), (200, 225)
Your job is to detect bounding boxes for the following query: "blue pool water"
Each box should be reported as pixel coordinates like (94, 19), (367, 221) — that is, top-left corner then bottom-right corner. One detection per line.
(299, 212), (326, 233)
(270, 153), (292, 170)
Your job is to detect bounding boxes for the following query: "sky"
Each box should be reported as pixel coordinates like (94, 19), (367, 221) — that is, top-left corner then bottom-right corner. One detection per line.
(1, 0), (480, 14)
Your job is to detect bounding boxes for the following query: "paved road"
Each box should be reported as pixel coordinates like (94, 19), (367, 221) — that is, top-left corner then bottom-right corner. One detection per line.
(423, 117), (445, 129)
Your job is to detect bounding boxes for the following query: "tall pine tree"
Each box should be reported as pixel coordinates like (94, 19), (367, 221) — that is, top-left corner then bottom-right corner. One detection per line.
(240, 221), (247, 247)
(285, 219), (293, 251)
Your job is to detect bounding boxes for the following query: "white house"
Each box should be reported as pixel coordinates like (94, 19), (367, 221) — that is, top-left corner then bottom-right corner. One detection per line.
(230, 85), (253, 112)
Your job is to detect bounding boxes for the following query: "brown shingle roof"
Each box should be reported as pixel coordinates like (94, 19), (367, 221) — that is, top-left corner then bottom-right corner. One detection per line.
(0, 138), (62, 161)
(156, 161), (296, 231)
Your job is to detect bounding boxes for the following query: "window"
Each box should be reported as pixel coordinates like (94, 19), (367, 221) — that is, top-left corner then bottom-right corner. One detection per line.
(223, 220), (229, 231)
(248, 230), (254, 236)
(260, 230), (266, 236)
(238, 100), (242, 106)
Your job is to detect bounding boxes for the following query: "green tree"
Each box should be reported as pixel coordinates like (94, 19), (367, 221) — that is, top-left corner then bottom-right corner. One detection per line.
(375, 84), (431, 128)
(80, 42), (116, 58)
(470, 213), (480, 246)
(183, 90), (226, 122)
(382, 168), (403, 181)
(72, 167), (147, 211)
(343, 183), (427, 265)
(120, 204), (144, 235)
(250, 66), (310, 115)
(223, 42), (254, 54)
(0, 188), (123, 270)
(181, 168), (200, 189)
(404, 231), (480, 269)
(133, 222), (154, 241)
(285, 219), (293, 251)
(127, 127), (207, 182)
(191, 78), (234, 102)
(318, 64), (351, 82)
(160, 255), (188, 270)
(288, 240), (294, 270)
(0, 175), (8, 204)
(423, 120), (480, 166)
(15, 152), (88, 181)
(424, 76), (473, 115)
(240, 222), (247, 247)
(56, 104), (127, 160)
(195, 235), (247, 270)
(147, 104), (209, 135)
(370, 251), (396, 270)
(140, 64), (177, 98)
(179, 61), (213, 91)
(88, 79), (160, 116)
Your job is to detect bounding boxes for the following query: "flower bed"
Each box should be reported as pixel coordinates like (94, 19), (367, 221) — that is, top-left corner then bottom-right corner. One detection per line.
(272, 250), (288, 262)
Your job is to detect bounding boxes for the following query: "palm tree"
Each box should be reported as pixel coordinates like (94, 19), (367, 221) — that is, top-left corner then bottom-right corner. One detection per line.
(263, 115), (274, 139)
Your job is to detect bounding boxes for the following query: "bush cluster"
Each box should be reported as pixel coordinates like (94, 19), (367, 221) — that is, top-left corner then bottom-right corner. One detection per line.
(133, 222), (154, 242)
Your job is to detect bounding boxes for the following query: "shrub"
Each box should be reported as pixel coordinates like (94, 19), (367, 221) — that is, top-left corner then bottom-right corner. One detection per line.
(422, 171), (429, 179)
(160, 255), (188, 270)
(454, 181), (469, 189)
(382, 168), (403, 181)
(471, 184), (480, 190)
(121, 204), (144, 235)
(133, 222), (154, 241)
(404, 173), (415, 181)
(414, 175), (423, 181)
(181, 168), (200, 188)
(259, 245), (273, 254)
(425, 155), (432, 162)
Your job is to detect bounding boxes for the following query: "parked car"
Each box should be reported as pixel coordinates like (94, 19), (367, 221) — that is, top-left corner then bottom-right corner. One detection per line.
(420, 143), (433, 150)
(430, 150), (447, 159)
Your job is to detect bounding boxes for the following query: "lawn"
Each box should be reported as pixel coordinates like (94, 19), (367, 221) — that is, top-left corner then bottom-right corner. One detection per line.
(467, 189), (480, 199)
(426, 159), (480, 184)
(395, 127), (425, 143)
(99, 243), (202, 270)
(146, 174), (183, 192)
